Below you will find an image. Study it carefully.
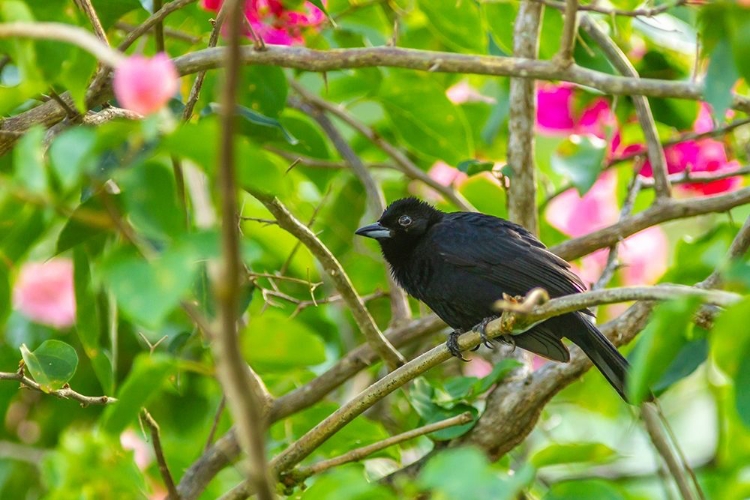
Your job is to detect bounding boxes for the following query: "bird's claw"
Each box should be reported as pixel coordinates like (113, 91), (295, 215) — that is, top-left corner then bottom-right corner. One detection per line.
(474, 316), (498, 350)
(447, 331), (469, 362)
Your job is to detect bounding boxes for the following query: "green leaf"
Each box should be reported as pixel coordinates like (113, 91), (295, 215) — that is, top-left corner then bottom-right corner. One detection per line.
(58, 48), (98, 112)
(711, 296), (750, 427)
(89, 0), (143, 29)
(118, 160), (184, 241)
(100, 354), (174, 434)
(551, 135), (606, 196)
(236, 140), (285, 195)
(652, 337), (708, 394)
(213, 103), (299, 145)
(56, 194), (113, 254)
(729, 8), (750, 84)
(13, 125), (47, 195)
(531, 443), (617, 468)
(457, 159), (495, 177)
(242, 66), (288, 118)
(545, 479), (625, 500)
(417, 0), (484, 53)
(301, 465), (394, 499)
(627, 297), (702, 404)
(161, 119), (219, 169)
(49, 127), (98, 192)
(100, 244), (200, 328)
(410, 378), (478, 440)
(705, 38), (739, 123)
(0, 263), (9, 324)
(243, 310), (326, 370)
(419, 447), (528, 500)
(20, 340), (79, 392)
(380, 74), (473, 164)
(1, 207), (46, 262)
(474, 358), (523, 394)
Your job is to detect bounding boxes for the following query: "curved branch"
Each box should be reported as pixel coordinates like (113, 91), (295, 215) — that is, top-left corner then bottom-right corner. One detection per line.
(249, 192), (405, 370)
(0, 22), (125, 67)
(551, 186), (750, 261)
(0, 370), (116, 406)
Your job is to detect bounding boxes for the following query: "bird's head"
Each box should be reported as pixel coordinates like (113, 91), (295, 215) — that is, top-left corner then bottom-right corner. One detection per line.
(355, 198), (443, 251)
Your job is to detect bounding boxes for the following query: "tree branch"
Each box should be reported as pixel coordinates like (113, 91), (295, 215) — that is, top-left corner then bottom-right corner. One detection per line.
(140, 409), (179, 500)
(249, 192), (405, 370)
(288, 79), (475, 212)
(555, 0), (578, 67)
(288, 412), (474, 483)
(580, 15), (671, 199)
(210, 1), (275, 498)
(506, 0), (543, 233)
(0, 369), (116, 406)
(551, 186), (750, 261)
(0, 22), (125, 68)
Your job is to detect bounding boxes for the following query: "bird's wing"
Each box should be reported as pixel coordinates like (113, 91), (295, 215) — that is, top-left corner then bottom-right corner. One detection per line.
(432, 212), (587, 299)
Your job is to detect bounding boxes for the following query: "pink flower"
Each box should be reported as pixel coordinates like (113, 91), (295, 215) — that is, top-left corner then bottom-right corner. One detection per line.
(546, 171), (620, 238)
(13, 259), (76, 328)
(202, 0), (325, 45)
(546, 173), (668, 286)
(113, 54), (179, 116)
(536, 83), (614, 138)
(120, 430), (152, 470)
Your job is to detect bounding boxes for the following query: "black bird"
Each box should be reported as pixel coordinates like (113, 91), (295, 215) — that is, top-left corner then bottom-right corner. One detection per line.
(356, 197), (629, 401)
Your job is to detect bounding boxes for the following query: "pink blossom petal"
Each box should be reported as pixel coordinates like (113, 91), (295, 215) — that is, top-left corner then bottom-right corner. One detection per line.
(446, 81), (496, 105)
(464, 356), (493, 377)
(536, 83), (576, 133)
(113, 54), (179, 116)
(576, 98), (615, 138)
(13, 259), (76, 328)
(545, 171), (619, 237)
(619, 227), (669, 285)
(120, 430), (152, 470)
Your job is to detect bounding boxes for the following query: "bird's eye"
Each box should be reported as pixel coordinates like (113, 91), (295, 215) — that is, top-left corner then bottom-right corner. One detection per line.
(398, 215), (412, 227)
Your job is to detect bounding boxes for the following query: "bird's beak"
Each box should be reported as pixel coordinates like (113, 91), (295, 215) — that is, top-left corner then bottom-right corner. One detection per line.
(355, 222), (392, 240)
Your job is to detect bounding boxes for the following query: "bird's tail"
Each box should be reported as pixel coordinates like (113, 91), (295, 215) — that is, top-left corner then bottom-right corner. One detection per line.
(568, 313), (629, 402)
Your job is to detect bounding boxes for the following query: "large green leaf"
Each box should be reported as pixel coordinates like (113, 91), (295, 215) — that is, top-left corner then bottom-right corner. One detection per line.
(551, 135), (606, 196)
(379, 74), (473, 164)
(13, 125), (47, 195)
(712, 297), (750, 428)
(410, 378), (478, 440)
(20, 340), (79, 393)
(241, 65), (288, 119)
(100, 244), (200, 328)
(56, 194), (114, 255)
(117, 160), (184, 241)
(418, 0), (484, 53)
(531, 443), (617, 468)
(705, 38), (739, 122)
(627, 297), (702, 404)
(100, 353), (174, 434)
(546, 479), (625, 500)
(243, 310), (326, 371)
(49, 127), (98, 192)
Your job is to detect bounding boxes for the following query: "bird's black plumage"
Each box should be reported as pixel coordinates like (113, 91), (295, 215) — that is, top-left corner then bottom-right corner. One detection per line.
(356, 197), (630, 401)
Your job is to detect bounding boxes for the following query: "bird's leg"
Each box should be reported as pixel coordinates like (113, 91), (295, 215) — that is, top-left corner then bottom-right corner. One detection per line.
(447, 330), (469, 362)
(474, 316), (499, 350)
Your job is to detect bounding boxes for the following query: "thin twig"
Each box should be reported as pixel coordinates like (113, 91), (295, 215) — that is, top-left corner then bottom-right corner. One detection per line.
(555, 0), (578, 67)
(289, 96), (412, 326)
(117, 0), (198, 51)
(140, 409), (180, 500)
(290, 412), (474, 481)
(581, 15), (671, 199)
(288, 79), (475, 212)
(115, 21), (201, 44)
(153, 0), (166, 53)
(641, 403), (699, 500)
(248, 193), (406, 370)
(205, 397), (226, 452)
(0, 368), (116, 406)
(75, 0), (110, 45)
(212, 0), (275, 498)
(533, 0), (688, 17)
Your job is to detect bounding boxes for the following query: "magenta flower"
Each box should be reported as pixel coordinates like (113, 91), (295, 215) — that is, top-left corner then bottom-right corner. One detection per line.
(13, 259), (76, 329)
(536, 83), (614, 138)
(201, 0), (325, 45)
(113, 54), (179, 116)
